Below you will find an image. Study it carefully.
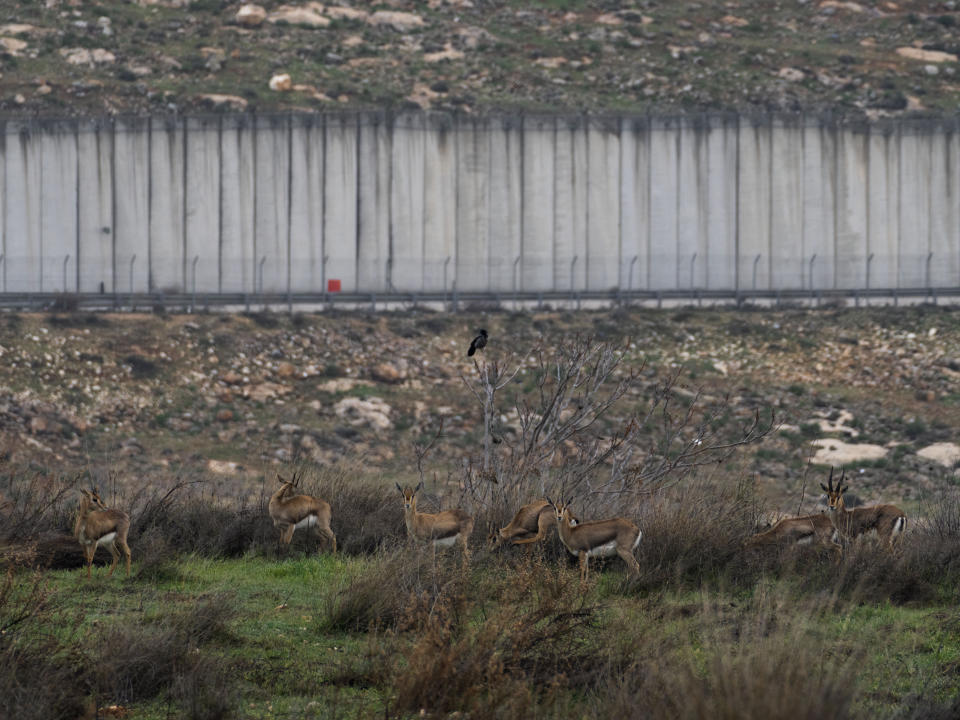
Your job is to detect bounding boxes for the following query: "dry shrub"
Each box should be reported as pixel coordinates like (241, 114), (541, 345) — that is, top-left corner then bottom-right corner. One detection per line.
(302, 464), (406, 555)
(634, 477), (760, 590)
(0, 569), (89, 720)
(90, 593), (237, 709)
(599, 592), (860, 720)
(320, 546), (469, 633)
(387, 557), (600, 718)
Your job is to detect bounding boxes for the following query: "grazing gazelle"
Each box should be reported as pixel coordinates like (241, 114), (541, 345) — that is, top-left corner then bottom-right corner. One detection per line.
(74, 488), (132, 578)
(822, 467), (906, 549)
(268, 472), (336, 553)
(743, 512), (842, 560)
(496, 499), (577, 547)
(396, 482), (474, 562)
(547, 497), (641, 583)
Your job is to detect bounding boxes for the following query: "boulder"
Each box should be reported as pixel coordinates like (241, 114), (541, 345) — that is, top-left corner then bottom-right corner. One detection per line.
(236, 4), (267, 27)
(334, 396), (392, 431)
(810, 439), (887, 465)
(917, 442), (960, 468)
(367, 10), (425, 31)
(268, 6), (331, 27)
(371, 362), (406, 384)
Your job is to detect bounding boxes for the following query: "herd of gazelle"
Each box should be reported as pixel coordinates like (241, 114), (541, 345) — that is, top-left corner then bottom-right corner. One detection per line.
(73, 467), (905, 579)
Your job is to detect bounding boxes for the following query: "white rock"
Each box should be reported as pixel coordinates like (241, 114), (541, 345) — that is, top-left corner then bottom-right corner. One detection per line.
(0, 37), (27, 56)
(896, 47), (957, 64)
(334, 396), (392, 431)
(917, 442), (960, 468)
(268, 6), (331, 28)
(236, 4), (268, 27)
(197, 93), (249, 110)
(367, 10), (425, 31)
(778, 66), (805, 82)
(269, 73), (293, 91)
(811, 439), (887, 465)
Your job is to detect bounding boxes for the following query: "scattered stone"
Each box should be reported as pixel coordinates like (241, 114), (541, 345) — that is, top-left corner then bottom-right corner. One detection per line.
(216, 408), (234, 422)
(268, 6), (331, 28)
(269, 73), (293, 92)
(325, 6), (369, 21)
(275, 362), (297, 379)
(371, 362), (406, 384)
(236, 4), (267, 27)
(917, 443), (960, 468)
(0, 37), (27, 56)
(197, 93), (248, 110)
(243, 382), (291, 402)
(535, 56), (567, 69)
(811, 439), (887, 465)
(36, 84), (52, 95)
(720, 15), (749, 27)
(896, 47), (957, 64)
(778, 67), (806, 82)
(596, 13), (623, 26)
(424, 43), (464, 62)
(334, 396), (393, 430)
(818, 0), (866, 11)
(924, 64), (940, 76)
(367, 11), (426, 32)
(207, 459), (241, 475)
(222, 370), (244, 385)
(317, 378), (372, 393)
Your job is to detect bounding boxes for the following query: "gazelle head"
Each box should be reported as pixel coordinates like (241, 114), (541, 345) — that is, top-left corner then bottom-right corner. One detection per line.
(820, 467), (848, 514)
(546, 496), (576, 525)
(396, 481), (424, 510)
(80, 487), (108, 510)
(277, 471), (303, 492)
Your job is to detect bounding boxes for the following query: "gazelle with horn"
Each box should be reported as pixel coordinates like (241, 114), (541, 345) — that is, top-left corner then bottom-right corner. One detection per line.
(269, 472), (336, 553)
(742, 512), (841, 560)
(496, 499), (577, 547)
(548, 497), (641, 582)
(822, 467), (906, 549)
(396, 481), (474, 562)
(74, 488), (132, 578)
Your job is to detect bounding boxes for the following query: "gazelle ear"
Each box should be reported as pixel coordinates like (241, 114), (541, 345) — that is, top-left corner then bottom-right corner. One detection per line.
(545, 495), (553, 506)
(277, 473), (287, 484)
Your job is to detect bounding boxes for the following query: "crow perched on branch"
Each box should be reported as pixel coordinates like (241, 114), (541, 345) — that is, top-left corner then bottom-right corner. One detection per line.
(467, 329), (488, 357)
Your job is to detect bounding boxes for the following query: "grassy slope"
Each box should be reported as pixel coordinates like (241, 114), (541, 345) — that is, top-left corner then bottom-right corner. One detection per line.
(35, 553), (960, 718)
(3, 0), (960, 117)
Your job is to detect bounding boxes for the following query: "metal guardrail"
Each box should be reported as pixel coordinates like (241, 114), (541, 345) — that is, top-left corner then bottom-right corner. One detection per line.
(0, 286), (956, 313)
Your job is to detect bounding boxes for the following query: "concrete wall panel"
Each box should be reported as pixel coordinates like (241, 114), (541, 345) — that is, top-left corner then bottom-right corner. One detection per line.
(648, 120), (678, 290)
(586, 120), (620, 290)
(4, 124), (41, 292)
(619, 118), (649, 292)
(423, 117), (456, 293)
(357, 115), (390, 292)
(184, 117), (220, 295)
(898, 131), (931, 287)
(769, 122), (804, 290)
(521, 117), (554, 291)
(219, 117), (255, 293)
(488, 118), (522, 292)
(148, 118), (184, 292)
(554, 119), (587, 290)
(677, 122), (706, 291)
(39, 126), (78, 292)
(113, 120), (150, 293)
(254, 117), (290, 294)
(705, 118), (737, 289)
(737, 122), (772, 290)
(389, 115), (423, 292)
(802, 126), (835, 290)
(455, 118), (490, 292)
(835, 129), (868, 288)
(324, 115), (358, 293)
(866, 129), (898, 289)
(289, 116), (325, 293)
(928, 129), (958, 288)
(77, 124), (114, 293)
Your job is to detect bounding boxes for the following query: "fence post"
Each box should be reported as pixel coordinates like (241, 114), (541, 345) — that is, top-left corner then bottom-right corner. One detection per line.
(512, 255), (521, 310)
(62, 254), (71, 294)
(0, 253), (4, 293)
(129, 254), (137, 312)
(570, 255), (578, 307)
(322, 254), (329, 308)
(808, 254), (817, 305)
(191, 255), (199, 314)
(926, 251), (934, 303)
(866, 253), (874, 306)
(259, 256), (267, 310)
(628, 254), (638, 305)
(443, 256), (451, 311)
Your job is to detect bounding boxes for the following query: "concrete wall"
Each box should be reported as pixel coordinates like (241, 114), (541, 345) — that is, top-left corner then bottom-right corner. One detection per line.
(1, 113), (958, 295)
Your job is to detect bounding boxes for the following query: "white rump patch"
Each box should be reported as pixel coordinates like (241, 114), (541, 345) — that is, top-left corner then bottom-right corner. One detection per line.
(632, 531), (642, 551)
(796, 536), (813, 546)
(433, 534), (459, 547)
(294, 515), (318, 530)
(892, 517), (906, 536)
(586, 541), (618, 558)
(96, 532), (117, 547)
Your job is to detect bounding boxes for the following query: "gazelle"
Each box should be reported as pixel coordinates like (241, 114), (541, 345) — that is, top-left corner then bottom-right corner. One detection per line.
(547, 497), (641, 583)
(396, 482), (474, 562)
(74, 488), (132, 578)
(822, 467), (906, 549)
(268, 472), (336, 553)
(496, 498), (578, 547)
(743, 512), (842, 560)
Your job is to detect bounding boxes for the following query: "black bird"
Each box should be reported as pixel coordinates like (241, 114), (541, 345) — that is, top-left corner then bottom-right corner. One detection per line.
(467, 329), (488, 357)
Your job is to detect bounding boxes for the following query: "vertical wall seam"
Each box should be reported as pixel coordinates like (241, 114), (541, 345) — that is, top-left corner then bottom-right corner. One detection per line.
(217, 115), (224, 294)
(287, 115), (294, 301)
(733, 116), (740, 292)
(111, 119), (118, 294)
(75, 125), (80, 292)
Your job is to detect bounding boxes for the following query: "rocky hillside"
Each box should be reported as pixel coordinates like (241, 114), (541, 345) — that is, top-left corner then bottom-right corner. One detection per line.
(1, 306), (959, 513)
(2, 0), (960, 117)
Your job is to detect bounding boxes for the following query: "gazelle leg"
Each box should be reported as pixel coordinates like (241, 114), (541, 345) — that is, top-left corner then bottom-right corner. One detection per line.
(579, 553), (588, 584)
(317, 526), (336, 554)
(282, 524), (295, 545)
(120, 539), (132, 576)
(107, 542), (120, 577)
(85, 545), (95, 578)
(617, 547), (640, 578)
